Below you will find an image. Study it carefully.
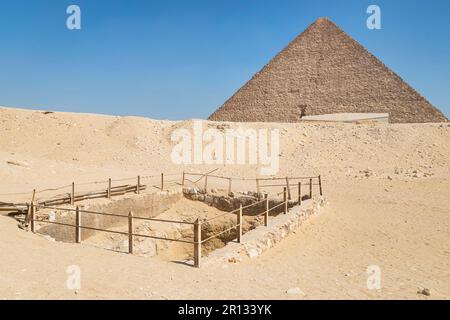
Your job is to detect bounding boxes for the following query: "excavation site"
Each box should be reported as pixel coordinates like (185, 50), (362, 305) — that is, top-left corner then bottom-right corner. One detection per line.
(17, 172), (325, 266)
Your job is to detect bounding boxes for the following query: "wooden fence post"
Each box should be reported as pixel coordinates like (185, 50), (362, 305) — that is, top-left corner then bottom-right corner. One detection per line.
(204, 175), (208, 193)
(256, 179), (260, 198)
(237, 204), (243, 243)
(107, 178), (112, 199)
(182, 172), (185, 187)
(309, 178), (313, 199)
(298, 182), (302, 205)
(264, 194), (269, 227)
(128, 211), (134, 254)
(75, 206), (81, 244)
(137, 176), (141, 194)
(228, 178), (232, 196)
(318, 175), (323, 196)
(71, 182), (75, 205)
(29, 189), (36, 219)
(286, 177), (291, 200)
(161, 173), (164, 191)
(30, 202), (35, 233)
(194, 219), (202, 268)
(26, 203), (30, 229)
(284, 187), (288, 214)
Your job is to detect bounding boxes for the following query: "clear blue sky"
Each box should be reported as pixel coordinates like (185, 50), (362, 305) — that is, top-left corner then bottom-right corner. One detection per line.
(0, 0), (449, 120)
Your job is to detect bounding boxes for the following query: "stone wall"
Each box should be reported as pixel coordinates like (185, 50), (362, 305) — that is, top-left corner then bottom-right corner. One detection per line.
(37, 189), (183, 242)
(183, 188), (299, 216)
(204, 196), (327, 265)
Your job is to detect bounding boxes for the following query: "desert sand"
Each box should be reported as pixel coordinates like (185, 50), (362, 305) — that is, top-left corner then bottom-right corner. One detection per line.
(0, 106), (449, 299)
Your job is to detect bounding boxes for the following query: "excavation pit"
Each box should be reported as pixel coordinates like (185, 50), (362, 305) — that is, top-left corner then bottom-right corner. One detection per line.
(32, 188), (295, 262)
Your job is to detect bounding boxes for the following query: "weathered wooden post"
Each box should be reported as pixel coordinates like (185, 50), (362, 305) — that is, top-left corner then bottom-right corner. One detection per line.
(29, 189), (36, 223)
(71, 182), (75, 205)
(264, 194), (269, 227)
(31, 189), (36, 204)
(256, 179), (260, 199)
(75, 206), (81, 244)
(182, 172), (185, 187)
(26, 203), (30, 229)
(30, 202), (35, 233)
(318, 175), (323, 196)
(137, 176), (141, 194)
(161, 173), (164, 191)
(286, 177), (291, 200)
(237, 204), (243, 243)
(284, 187), (288, 214)
(194, 219), (202, 268)
(128, 211), (134, 254)
(228, 178), (232, 196)
(309, 178), (313, 199)
(27, 189), (36, 230)
(298, 182), (302, 205)
(204, 175), (208, 193)
(107, 178), (112, 199)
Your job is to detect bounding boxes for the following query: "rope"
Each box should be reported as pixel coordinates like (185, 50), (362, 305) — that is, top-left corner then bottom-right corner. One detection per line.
(192, 168), (219, 184)
(0, 191), (34, 196)
(2, 172), (321, 198)
(203, 211), (233, 223)
(201, 224), (239, 244)
(31, 219), (195, 244)
(36, 205), (195, 225)
(203, 198), (268, 223)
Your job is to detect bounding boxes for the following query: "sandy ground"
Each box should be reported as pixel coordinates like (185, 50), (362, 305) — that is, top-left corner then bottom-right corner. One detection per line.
(0, 106), (449, 299)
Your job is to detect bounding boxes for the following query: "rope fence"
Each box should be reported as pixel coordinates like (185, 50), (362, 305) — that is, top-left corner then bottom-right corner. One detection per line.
(182, 172), (323, 203)
(27, 187), (301, 268)
(193, 188), (296, 266)
(28, 203), (196, 255)
(0, 173), (185, 212)
(15, 170), (324, 268)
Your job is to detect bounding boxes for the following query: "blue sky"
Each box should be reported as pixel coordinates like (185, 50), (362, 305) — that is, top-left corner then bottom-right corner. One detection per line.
(0, 0), (449, 120)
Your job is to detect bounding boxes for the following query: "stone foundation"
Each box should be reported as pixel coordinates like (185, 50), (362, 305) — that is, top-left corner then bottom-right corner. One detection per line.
(37, 188), (183, 242)
(204, 196), (327, 265)
(183, 187), (299, 216)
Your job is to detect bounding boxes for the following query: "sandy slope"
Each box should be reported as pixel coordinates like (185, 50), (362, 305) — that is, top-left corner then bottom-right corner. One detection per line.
(0, 106), (449, 299)
(2, 106), (449, 196)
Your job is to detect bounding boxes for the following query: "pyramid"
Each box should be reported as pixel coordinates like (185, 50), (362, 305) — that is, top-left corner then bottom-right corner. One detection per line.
(209, 18), (447, 123)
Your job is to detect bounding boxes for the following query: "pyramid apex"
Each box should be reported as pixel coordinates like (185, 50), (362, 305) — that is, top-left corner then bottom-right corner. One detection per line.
(309, 17), (338, 29)
(315, 17), (331, 23)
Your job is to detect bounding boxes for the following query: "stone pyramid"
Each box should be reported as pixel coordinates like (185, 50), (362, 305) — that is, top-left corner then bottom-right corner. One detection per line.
(209, 18), (447, 123)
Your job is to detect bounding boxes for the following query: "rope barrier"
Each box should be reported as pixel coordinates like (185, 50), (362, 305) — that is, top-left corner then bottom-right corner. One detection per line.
(36, 205), (195, 225)
(202, 198), (286, 241)
(0, 191), (35, 196)
(269, 201), (287, 211)
(2, 171), (321, 200)
(203, 211), (233, 223)
(3, 172), (182, 198)
(201, 224), (240, 244)
(31, 219), (195, 244)
(22, 170), (324, 269)
(204, 198), (268, 223)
